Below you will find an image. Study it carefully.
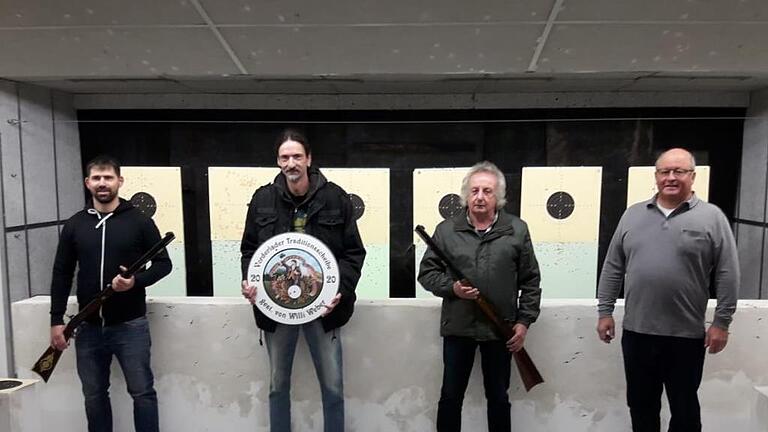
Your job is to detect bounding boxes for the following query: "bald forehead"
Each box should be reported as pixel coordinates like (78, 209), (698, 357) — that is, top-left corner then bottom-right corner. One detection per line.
(655, 149), (694, 169)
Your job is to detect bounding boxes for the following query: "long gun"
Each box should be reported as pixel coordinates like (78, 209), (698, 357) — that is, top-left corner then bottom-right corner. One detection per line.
(415, 225), (544, 391)
(32, 232), (175, 382)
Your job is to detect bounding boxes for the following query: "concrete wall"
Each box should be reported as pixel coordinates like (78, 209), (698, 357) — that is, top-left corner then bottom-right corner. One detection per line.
(11, 298), (768, 432)
(737, 89), (768, 299)
(0, 80), (82, 376)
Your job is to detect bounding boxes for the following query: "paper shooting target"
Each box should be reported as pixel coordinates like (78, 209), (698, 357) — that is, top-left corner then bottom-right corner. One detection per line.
(130, 192), (158, 218)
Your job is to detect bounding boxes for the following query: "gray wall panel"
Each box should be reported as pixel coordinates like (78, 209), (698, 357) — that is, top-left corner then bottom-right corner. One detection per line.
(739, 90), (768, 223)
(738, 118), (768, 222)
(52, 91), (84, 219)
(27, 226), (58, 296)
(5, 231), (29, 302)
(2, 83), (82, 375)
(0, 81), (24, 227)
(740, 91), (768, 299)
(18, 84), (57, 224)
(737, 223), (764, 299)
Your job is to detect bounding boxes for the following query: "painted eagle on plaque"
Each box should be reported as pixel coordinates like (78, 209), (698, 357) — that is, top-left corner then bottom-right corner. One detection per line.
(247, 232), (340, 325)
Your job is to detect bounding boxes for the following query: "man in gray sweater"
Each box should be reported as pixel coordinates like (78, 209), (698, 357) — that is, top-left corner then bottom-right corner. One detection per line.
(597, 148), (739, 432)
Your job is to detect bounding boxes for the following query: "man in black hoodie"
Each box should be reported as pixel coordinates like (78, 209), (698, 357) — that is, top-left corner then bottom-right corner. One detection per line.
(241, 129), (366, 432)
(50, 156), (172, 432)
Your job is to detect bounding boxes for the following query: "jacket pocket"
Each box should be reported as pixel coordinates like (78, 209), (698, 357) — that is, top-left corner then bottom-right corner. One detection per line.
(254, 212), (278, 239)
(318, 216), (344, 226)
(317, 209), (343, 226)
(679, 228), (711, 262)
(315, 211), (344, 249)
(679, 228), (709, 248)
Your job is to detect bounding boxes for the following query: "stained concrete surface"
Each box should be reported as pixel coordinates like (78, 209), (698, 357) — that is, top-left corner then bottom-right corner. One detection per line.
(11, 298), (768, 432)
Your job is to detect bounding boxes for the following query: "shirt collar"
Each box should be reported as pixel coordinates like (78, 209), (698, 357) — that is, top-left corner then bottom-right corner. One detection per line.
(466, 210), (499, 234)
(646, 192), (700, 211)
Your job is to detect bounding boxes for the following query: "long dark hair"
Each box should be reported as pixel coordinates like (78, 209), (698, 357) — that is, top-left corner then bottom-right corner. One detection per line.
(274, 129), (311, 156)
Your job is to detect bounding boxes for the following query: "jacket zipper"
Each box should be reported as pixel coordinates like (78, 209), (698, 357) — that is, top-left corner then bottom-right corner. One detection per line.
(88, 209), (113, 322)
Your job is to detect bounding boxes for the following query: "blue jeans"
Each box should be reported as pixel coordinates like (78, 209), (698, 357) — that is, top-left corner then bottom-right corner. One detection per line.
(437, 336), (512, 432)
(265, 320), (344, 432)
(75, 316), (159, 432)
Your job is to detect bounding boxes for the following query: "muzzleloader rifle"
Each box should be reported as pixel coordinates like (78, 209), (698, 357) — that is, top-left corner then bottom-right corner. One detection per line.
(415, 225), (544, 391)
(32, 232), (175, 382)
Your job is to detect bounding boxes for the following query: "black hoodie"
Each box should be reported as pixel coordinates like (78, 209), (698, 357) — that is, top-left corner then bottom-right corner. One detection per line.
(50, 198), (172, 326)
(240, 167), (366, 332)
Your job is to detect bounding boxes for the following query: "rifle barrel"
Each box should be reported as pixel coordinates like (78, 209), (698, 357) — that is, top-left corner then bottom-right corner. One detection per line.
(31, 232), (175, 382)
(415, 225), (544, 391)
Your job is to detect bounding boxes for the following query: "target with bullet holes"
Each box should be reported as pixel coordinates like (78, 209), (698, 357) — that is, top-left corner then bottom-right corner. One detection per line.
(130, 192), (157, 218)
(521, 167), (602, 298)
(546, 191), (575, 220)
(412, 168), (471, 298)
(349, 193), (366, 221)
(209, 167), (390, 299)
(438, 193), (464, 220)
(120, 167), (187, 296)
(319, 169), (389, 299)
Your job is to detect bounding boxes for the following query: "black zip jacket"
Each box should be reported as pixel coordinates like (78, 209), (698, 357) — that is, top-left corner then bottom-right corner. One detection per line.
(240, 167), (366, 332)
(50, 199), (172, 326)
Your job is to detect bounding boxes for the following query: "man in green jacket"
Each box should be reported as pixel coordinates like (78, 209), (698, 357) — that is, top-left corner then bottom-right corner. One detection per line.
(419, 161), (542, 432)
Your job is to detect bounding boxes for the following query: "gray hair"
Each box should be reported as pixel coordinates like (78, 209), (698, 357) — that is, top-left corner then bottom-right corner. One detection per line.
(460, 161), (507, 209)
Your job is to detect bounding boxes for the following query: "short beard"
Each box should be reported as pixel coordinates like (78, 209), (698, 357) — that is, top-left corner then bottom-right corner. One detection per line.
(93, 190), (117, 204)
(285, 171), (301, 183)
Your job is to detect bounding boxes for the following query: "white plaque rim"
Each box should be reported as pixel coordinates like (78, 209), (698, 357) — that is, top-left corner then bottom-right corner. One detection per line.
(248, 232), (340, 325)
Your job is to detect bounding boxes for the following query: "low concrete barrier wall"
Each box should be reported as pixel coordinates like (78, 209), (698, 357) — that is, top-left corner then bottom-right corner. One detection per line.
(11, 297), (768, 432)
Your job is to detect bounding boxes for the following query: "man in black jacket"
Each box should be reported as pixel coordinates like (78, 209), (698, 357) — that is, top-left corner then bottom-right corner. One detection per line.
(50, 156), (172, 432)
(241, 129), (366, 432)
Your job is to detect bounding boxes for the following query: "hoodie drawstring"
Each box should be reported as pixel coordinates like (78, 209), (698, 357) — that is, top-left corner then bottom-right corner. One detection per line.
(88, 209), (113, 321)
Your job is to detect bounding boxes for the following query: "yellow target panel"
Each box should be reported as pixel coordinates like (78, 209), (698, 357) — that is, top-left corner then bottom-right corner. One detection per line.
(209, 167), (390, 299)
(412, 168), (470, 298)
(323, 168), (390, 299)
(520, 167), (602, 298)
(627, 166), (710, 208)
(120, 167), (186, 296)
(209, 167), (277, 296)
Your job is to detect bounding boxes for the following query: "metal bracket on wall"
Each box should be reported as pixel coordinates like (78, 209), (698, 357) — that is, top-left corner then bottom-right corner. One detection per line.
(5, 119), (27, 126)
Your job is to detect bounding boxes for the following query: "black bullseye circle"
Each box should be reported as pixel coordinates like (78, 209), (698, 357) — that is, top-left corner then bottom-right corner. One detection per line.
(546, 191), (575, 220)
(349, 193), (365, 221)
(130, 192), (157, 218)
(438, 194), (463, 220)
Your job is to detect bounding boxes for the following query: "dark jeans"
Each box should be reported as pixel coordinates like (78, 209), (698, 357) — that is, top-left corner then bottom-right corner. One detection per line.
(437, 336), (512, 432)
(621, 329), (706, 432)
(75, 316), (159, 432)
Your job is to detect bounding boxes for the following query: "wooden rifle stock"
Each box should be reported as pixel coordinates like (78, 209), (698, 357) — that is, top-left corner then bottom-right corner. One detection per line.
(415, 225), (544, 391)
(32, 232), (175, 382)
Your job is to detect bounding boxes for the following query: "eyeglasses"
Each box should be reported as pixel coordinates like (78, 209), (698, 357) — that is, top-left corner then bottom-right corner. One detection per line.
(655, 168), (694, 177)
